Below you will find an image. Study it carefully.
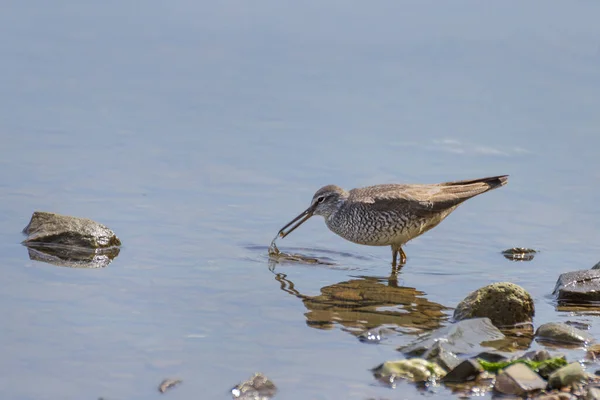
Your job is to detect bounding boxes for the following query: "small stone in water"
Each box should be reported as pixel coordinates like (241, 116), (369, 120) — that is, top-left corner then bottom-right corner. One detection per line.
(158, 378), (182, 393)
(358, 330), (382, 344)
(502, 247), (537, 261)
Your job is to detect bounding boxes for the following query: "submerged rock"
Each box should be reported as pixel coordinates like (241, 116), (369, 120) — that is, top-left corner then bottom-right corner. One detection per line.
(372, 359), (446, 383)
(402, 318), (505, 356)
(453, 282), (534, 327)
(231, 373), (277, 400)
(158, 378), (182, 393)
(535, 322), (594, 346)
(553, 270), (600, 305)
(494, 363), (547, 396)
(548, 362), (587, 389)
(22, 211), (121, 249)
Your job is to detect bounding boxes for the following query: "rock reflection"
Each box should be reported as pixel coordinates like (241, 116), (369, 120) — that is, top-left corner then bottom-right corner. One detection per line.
(24, 244), (120, 268)
(272, 271), (450, 336)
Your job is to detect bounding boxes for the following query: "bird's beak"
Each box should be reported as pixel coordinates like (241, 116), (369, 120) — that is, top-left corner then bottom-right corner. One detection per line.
(278, 204), (317, 239)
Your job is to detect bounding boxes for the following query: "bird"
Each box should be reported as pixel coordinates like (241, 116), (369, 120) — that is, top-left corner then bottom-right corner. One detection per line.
(277, 175), (508, 267)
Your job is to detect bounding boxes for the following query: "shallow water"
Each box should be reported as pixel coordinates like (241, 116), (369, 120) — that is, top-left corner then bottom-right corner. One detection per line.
(1, 1), (600, 399)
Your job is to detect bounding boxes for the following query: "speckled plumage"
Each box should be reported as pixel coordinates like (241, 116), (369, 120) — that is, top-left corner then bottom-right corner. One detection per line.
(278, 175), (508, 266)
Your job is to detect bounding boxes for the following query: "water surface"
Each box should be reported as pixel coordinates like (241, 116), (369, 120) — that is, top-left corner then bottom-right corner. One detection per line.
(1, 1), (600, 399)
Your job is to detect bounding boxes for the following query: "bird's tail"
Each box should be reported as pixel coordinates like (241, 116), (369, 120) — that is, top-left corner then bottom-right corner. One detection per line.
(438, 175), (508, 198)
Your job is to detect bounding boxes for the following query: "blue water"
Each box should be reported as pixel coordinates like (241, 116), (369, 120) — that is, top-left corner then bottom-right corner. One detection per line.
(1, 1), (600, 399)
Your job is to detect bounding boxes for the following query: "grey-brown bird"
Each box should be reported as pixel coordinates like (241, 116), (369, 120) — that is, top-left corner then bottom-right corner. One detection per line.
(277, 175), (508, 266)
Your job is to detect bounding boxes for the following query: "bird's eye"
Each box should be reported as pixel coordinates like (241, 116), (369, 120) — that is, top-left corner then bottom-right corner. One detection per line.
(317, 196), (325, 203)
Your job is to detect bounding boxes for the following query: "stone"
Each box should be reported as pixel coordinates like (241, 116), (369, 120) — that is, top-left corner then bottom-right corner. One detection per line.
(442, 359), (483, 383)
(22, 211), (121, 249)
(502, 247), (537, 261)
(591, 261), (600, 270)
(587, 344), (600, 361)
(453, 282), (534, 327)
(548, 362), (587, 389)
(372, 359), (446, 382)
(586, 387), (600, 400)
(535, 322), (594, 346)
(553, 270), (600, 304)
(402, 318), (504, 356)
(520, 350), (552, 362)
(494, 363), (547, 396)
(475, 351), (508, 363)
(231, 373), (277, 400)
(423, 342), (461, 372)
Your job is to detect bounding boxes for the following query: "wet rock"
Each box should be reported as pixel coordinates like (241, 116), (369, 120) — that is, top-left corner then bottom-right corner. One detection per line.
(548, 362), (587, 389)
(587, 344), (600, 361)
(494, 363), (547, 396)
(586, 387), (600, 400)
(22, 211), (121, 249)
(535, 322), (594, 346)
(231, 373), (277, 400)
(372, 359), (446, 382)
(402, 318), (504, 356)
(442, 359), (484, 383)
(502, 247), (537, 261)
(423, 342), (461, 372)
(591, 261), (600, 270)
(520, 349), (552, 362)
(358, 327), (395, 344)
(475, 351), (508, 363)
(158, 378), (182, 393)
(553, 270), (600, 304)
(537, 393), (576, 400)
(453, 282), (534, 327)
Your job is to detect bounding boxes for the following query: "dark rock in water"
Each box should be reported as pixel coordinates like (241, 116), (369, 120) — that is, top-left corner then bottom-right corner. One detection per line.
(26, 245), (120, 269)
(548, 362), (587, 389)
(231, 373), (277, 400)
(401, 318), (504, 356)
(23, 211), (121, 249)
(453, 282), (535, 327)
(493, 363), (547, 396)
(475, 351), (508, 363)
(423, 342), (461, 372)
(442, 359), (483, 383)
(535, 322), (594, 346)
(358, 327), (395, 344)
(591, 261), (600, 270)
(372, 359), (446, 383)
(502, 247), (537, 261)
(553, 270), (600, 304)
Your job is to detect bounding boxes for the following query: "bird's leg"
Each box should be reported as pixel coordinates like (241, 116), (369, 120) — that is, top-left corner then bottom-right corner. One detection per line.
(391, 245), (407, 268)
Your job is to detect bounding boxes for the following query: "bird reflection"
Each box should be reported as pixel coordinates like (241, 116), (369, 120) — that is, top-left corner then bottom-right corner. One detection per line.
(270, 267), (450, 336)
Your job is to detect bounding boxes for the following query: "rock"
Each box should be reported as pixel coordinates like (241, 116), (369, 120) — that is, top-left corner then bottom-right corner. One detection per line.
(158, 378), (182, 393)
(502, 248), (537, 261)
(453, 282), (535, 327)
(586, 387), (600, 400)
(553, 270), (600, 304)
(475, 351), (508, 363)
(535, 322), (594, 346)
(358, 327), (395, 344)
(231, 373), (277, 400)
(520, 350), (552, 362)
(402, 318), (505, 356)
(591, 261), (600, 270)
(423, 342), (461, 372)
(494, 363), (547, 396)
(372, 359), (445, 383)
(22, 211), (121, 249)
(587, 344), (600, 361)
(548, 362), (587, 389)
(442, 359), (484, 383)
